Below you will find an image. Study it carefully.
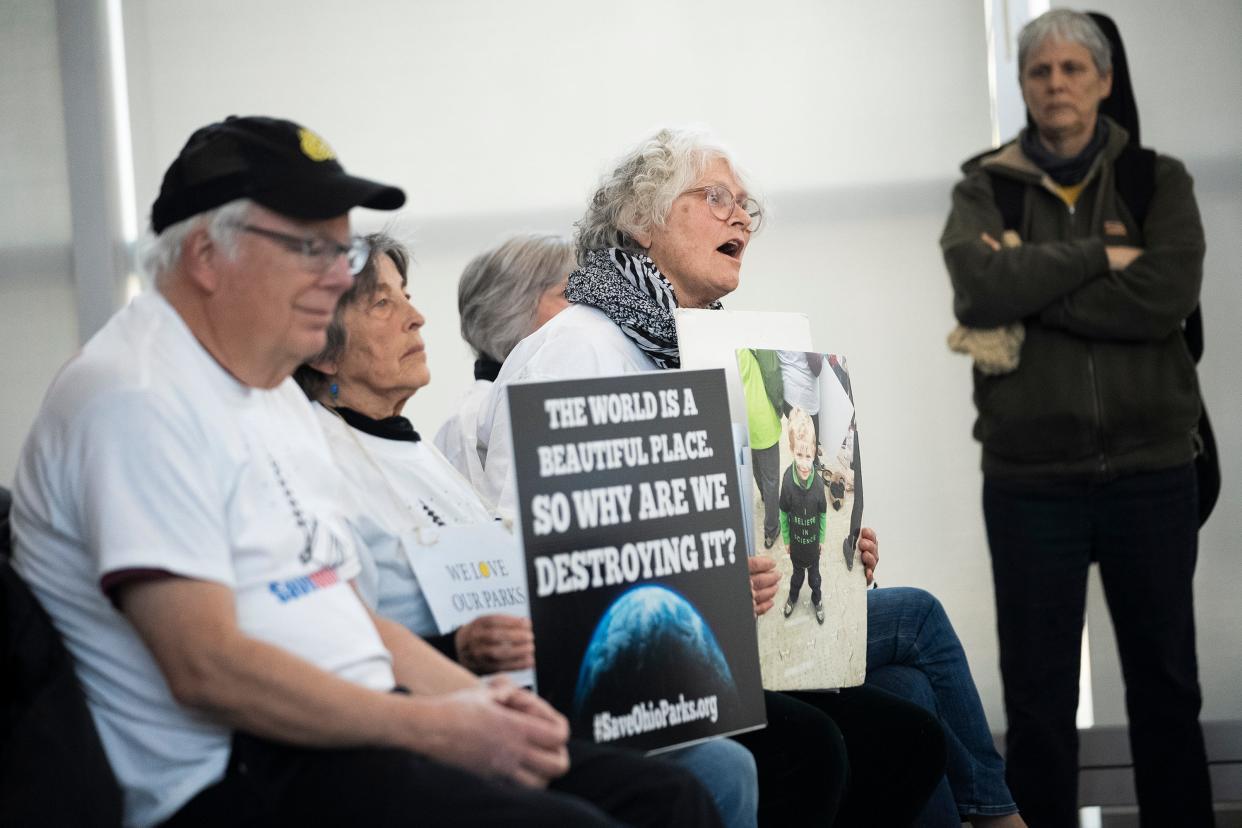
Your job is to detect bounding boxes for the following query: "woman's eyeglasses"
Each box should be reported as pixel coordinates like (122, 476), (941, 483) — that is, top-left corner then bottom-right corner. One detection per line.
(681, 185), (762, 231)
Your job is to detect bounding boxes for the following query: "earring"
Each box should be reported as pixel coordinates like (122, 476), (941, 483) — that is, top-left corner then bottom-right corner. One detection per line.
(329, 383), (339, 404)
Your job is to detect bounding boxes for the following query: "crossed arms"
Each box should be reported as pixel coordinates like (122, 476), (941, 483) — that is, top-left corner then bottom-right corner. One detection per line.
(940, 157), (1204, 341)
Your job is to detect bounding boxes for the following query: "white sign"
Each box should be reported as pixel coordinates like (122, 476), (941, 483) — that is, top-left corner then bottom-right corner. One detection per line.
(676, 308), (814, 433)
(404, 522), (533, 686)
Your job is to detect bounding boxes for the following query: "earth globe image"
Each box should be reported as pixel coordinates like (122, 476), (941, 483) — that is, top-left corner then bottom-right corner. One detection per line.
(572, 585), (739, 735)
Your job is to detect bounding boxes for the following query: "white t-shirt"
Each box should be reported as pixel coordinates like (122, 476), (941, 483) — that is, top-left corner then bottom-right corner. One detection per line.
(777, 351), (820, 415)
(315, 403), (494, 634)
(432, 378), (493, 502)
(10, 293), (395, 828)
(476, 303), (657, 517)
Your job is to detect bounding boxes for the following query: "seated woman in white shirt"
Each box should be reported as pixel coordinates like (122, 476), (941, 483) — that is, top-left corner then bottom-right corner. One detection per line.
(434, 233), (574, 502)
(293, 233), (758, 828)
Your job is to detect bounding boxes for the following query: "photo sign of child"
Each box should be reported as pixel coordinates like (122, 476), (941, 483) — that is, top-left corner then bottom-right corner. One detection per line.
(735, 349), (867, 691)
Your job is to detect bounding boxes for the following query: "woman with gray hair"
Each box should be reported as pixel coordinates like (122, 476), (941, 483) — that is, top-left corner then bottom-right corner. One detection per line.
(941, 9), (1211, 824)
(434, 233), (574, 495)
(475, 126), (978, 827)
(475, 127), (763, 509)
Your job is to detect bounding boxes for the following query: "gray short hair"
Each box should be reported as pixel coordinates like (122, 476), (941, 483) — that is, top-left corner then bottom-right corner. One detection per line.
(142, 198), (253, 288)
(459, 233), (574, 362)
(1018, 9), (1112, 76)
(294, 232), (412, 401)
(573, 127), (761, 263)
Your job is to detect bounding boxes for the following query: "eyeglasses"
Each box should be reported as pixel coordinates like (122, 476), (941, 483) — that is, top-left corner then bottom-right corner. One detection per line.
(231, 223), (371, 276)
(682, 184), (762, 231)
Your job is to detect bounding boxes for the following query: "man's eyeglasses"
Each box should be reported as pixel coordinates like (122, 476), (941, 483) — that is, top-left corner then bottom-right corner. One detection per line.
(682, 185), (762, 231)
(231, 223), (371, 276)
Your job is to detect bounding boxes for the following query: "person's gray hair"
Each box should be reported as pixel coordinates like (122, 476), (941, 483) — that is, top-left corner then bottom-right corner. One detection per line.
(294, 232), (412, 401)
(573, 127), (762, 263)
(1018, 9), (1112, 76)
(142, 198), (254, 288)
(458, 233), (575, 362)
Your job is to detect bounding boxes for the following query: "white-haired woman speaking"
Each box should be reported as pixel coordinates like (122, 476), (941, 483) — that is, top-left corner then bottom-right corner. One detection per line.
(475, 127), (976, 827)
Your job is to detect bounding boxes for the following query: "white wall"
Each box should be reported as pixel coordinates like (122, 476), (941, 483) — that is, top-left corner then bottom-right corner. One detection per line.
(121, 0), (990, 220)
(0, 0), (80, 484)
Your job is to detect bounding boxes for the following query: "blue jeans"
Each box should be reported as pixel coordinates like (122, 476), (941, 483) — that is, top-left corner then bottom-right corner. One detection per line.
(664, 739), (758, 828)
(865, 587), (1016, 825)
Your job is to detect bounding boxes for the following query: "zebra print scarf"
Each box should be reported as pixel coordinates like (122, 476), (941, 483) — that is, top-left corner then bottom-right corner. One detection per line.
(565, 248), (722, 370)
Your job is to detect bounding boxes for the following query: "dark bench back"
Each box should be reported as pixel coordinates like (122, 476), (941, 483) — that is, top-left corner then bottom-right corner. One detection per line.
(0, 486), (123, 827)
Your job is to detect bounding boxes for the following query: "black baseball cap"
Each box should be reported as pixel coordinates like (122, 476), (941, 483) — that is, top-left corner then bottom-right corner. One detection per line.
(150, 115), (405, 233)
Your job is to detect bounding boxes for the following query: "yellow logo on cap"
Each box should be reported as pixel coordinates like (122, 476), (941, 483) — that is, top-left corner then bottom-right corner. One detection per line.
(478, 562), (491, 578)
(298, 128), (336, 162)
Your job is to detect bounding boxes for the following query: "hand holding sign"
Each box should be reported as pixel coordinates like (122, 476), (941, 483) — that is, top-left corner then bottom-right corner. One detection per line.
(456, 614), (535, 674)
(403, 522), (534, 686)
(859, 527), (879, 585)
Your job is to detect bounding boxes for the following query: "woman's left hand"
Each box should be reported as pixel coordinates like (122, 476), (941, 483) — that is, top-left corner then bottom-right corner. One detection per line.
(858, 527), (879, 585)
(455, 614), (535, 674)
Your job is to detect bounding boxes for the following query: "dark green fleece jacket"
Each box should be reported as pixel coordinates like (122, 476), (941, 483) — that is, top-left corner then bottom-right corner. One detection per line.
(940, 119), (1205, 479)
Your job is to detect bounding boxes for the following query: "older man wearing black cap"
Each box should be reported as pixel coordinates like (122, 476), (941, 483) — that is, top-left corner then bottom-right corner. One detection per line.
(9, 116), (721, 828)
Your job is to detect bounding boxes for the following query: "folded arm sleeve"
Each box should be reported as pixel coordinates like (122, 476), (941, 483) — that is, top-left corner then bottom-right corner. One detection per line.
(1039, 158), (1205, 341)
(941, 172), (1109, 327)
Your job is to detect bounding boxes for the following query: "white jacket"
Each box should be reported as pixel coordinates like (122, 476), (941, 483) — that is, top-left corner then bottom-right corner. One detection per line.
(433, 378), (493, 498)
(476, 303), (657, 516)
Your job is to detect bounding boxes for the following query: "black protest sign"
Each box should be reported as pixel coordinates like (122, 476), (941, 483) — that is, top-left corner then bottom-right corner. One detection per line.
(508, 369), (765, 752)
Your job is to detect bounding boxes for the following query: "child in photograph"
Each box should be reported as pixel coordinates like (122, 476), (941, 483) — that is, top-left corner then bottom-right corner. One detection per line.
(780, 408), (828, 624)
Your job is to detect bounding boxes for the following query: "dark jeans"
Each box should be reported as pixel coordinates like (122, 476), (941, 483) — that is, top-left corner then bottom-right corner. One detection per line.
(787, 551), (822, 606)
(162, 733), (723, 827)
(733, 690), (848, 826)
(984, 463), (1212, 828)
(732, 688), (942, 826)
(786, 685), (946, 828)
(751, 443), (780, 542)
